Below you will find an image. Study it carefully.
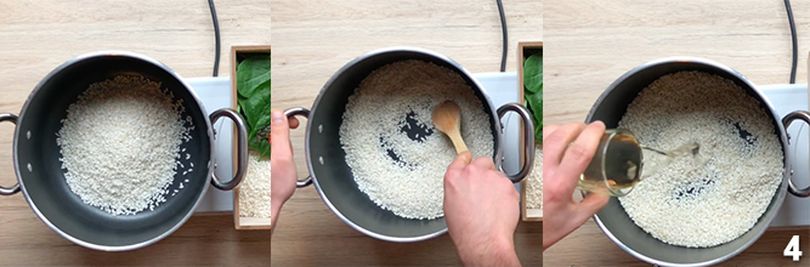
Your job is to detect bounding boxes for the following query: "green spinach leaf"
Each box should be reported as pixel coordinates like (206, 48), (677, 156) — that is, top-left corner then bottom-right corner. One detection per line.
(523, 53), (543, 143)
(236, 54), (271, 158)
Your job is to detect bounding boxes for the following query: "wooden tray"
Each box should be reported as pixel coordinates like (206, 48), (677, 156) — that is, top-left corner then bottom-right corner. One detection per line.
(519, 41), (543, 222)
(231, 45), (272, 230)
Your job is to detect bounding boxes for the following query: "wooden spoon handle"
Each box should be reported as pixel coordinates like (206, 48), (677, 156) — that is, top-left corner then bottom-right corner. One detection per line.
(449, 132), (469, 154)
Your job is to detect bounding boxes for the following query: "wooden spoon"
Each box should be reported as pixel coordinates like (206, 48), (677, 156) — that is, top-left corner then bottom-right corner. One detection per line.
(432, 100), (469, 155)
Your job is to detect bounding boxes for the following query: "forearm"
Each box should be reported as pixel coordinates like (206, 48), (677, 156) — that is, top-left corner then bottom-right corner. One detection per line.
(456, 235), (521, 267)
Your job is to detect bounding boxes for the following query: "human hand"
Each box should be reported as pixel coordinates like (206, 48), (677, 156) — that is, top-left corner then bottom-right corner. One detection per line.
(542, 122), (610, 250)
(444, 152), (521, 267)
(269, 110), (300, 227)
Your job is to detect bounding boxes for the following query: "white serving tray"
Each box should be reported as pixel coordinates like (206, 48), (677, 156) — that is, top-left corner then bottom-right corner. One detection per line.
(758, 83), (810, 228)
(189, 72), (525, 213)
(474, 72), (524, 191)
(187, 77), (235, 213)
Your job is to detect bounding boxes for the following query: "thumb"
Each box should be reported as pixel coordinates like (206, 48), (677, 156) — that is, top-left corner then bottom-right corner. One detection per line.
(578, 193), (610, 219)
(446, 151), (471, 173)
(270, 110), (293, 162)
(454, 151), (472, 166)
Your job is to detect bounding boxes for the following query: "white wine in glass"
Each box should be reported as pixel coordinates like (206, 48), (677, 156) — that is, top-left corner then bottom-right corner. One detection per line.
(579, 128), (700, 197)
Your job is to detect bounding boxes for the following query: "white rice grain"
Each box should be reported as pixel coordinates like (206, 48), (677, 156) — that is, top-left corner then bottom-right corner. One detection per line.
(57, 74), (191, 216)
(527, 147), (542, 211)
(618, 71), (783, 247)
(239, 152), (271, 218)
(340, 60), (494, 220)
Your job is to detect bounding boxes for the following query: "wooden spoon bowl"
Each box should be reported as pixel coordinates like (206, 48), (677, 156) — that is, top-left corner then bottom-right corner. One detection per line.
(432, 100), (469, 155)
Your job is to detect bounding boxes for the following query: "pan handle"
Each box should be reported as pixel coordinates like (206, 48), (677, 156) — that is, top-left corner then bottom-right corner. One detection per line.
(210, 108), (247, 191)
(284, 107), (313, 188)
(496, 103), (535, 183)
(783, 110), (810, 197)
(0, 114), (19, 196)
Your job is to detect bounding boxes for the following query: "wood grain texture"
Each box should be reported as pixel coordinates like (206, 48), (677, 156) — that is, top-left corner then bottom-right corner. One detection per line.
(519, 41), (543, 223)
(0, 209), (270, 265)
(270, 0), (541, 266)
(544, 221), (810, 267)
(544, 0), (810, 265)
(0, 0), (269, 265)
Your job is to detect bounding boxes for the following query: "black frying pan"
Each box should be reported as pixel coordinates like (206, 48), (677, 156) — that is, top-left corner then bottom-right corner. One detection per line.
(1, 51), (247, 251)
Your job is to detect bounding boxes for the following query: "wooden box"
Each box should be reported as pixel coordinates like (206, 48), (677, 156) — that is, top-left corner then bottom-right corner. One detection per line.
(231, 45), (272, 230)
(519, 41), (543, 222)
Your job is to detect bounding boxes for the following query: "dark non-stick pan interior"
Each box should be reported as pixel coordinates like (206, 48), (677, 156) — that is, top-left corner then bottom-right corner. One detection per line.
(586, 60), (788, 264)
(308, 49), (500, 240)
(15, 54), (211, 249)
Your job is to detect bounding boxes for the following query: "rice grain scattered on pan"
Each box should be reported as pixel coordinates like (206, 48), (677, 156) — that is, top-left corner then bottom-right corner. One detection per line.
(618, 71), (783, 248)
(527, 147), (542, 212)
(57, 74), (192, 216)
(340, 60), (494, 220)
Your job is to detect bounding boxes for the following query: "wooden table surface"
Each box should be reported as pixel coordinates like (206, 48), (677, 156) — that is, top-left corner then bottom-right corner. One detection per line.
(544, 0), (810, 265)
(270, 0), (541, 266)
(0, 0), (270, 265)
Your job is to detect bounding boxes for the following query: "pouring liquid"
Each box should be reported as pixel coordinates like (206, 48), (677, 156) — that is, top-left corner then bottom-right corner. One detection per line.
(578, 129), (700, 196)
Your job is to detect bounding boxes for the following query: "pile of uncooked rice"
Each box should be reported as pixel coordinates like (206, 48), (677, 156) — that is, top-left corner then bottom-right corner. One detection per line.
(618, 71), (783, 247)
(57, 74), (192, 216)
(526, 147), (542, 212)
(340, 60), (494, 220)
(239, 152), (271, 218)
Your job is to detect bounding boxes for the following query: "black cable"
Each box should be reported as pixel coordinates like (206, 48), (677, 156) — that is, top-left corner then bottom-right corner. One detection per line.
(784, 0), (797, 84)
(208, 0), (221, 77)
(496, 0), (508, 72)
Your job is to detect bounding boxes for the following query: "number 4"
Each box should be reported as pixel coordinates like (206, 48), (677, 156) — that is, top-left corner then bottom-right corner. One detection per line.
(785, 235), (803, 261)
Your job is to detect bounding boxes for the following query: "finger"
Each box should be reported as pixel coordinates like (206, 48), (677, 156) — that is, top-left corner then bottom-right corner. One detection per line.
(445, 152), (472, 185)
(289, 117), (300, 129)
(576, 193), (610, 220)
(450, 151), (472, 168)
(270, 110), (293, 162)
(448, 152), (472, 171)
(471, 156), (496, 171)
(556, 121), (605, 189)
(542, 123), (586, 167)
(543, 124), (560, 141)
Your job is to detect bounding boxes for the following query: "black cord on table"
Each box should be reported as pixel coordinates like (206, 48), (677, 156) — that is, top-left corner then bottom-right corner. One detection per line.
(496, 0), (508, 72)
(784, 0), (797, 84)
(208, 0), (222, 77)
